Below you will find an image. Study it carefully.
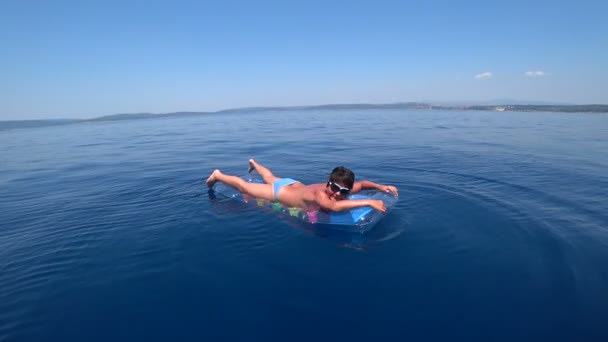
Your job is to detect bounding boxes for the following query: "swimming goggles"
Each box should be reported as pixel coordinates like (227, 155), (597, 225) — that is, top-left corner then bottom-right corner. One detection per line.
(327, 181), (351, 195)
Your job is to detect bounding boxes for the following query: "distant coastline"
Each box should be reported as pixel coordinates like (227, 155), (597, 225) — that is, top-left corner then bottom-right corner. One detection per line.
(2, 102), (607, 131)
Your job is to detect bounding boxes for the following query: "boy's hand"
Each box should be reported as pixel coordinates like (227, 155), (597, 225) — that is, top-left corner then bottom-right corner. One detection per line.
(379, 185), (398, 196)
(369, 200), (387, 213)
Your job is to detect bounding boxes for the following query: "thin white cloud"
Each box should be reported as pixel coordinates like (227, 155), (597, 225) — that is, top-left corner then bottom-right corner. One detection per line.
(474, 72), (493, 80)
(525, 70), (546, 77)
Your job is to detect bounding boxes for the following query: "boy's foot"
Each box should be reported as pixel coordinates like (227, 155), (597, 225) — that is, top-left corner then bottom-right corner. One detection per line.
(248, 159), (257, 173)
(206, 169), (220, 187)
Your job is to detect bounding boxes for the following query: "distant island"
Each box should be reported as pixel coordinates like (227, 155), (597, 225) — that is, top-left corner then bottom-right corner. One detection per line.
(2, 102), (607, 131)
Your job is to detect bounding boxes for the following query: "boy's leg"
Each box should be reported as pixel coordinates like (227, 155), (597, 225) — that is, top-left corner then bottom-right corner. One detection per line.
(248, 159), (280, 184)
(207, 169), (274, 201)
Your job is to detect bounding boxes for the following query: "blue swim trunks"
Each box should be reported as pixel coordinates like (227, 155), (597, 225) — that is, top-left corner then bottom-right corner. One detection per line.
(273, 178), (298, 200)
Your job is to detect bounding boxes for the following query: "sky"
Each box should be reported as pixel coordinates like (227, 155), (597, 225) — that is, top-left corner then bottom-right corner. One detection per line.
(1, 0), (607, 120)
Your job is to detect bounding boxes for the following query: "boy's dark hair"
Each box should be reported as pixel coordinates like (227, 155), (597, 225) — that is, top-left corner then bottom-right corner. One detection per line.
(328, 166), (355, 189)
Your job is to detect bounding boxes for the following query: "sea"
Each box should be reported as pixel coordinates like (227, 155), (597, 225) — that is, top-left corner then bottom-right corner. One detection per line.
(1, 109), (607, 341)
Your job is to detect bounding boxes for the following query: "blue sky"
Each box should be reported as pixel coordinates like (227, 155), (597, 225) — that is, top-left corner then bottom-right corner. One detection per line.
(1, 0), (607, 120)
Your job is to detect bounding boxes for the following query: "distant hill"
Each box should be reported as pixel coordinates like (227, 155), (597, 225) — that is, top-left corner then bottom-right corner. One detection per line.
(426, 98), (577, 106)
(84, 113), (159, 122)
(85, 111), (215, 122)
(0, 119), (80, 131)
(2, 102), (607, 131)
(454, 104), (608, 113)
(214, 102), (421, 113)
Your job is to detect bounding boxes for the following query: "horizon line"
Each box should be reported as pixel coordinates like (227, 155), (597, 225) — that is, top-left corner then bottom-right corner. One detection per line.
(3, 101), (608, 123)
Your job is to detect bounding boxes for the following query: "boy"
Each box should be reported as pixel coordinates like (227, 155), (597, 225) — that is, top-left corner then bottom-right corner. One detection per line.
(206, 159), (398, 213)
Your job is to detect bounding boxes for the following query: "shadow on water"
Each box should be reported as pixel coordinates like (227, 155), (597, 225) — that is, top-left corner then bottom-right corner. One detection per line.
(206, 189), (406, 250)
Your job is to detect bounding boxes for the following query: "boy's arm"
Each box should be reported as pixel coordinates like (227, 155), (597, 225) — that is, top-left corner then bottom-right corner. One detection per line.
(315, 191), (386, 213)
(352, 180), (398, 196)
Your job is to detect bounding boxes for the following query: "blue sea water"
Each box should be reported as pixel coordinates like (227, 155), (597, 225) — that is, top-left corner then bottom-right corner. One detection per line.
(1, 109), (607, 341)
